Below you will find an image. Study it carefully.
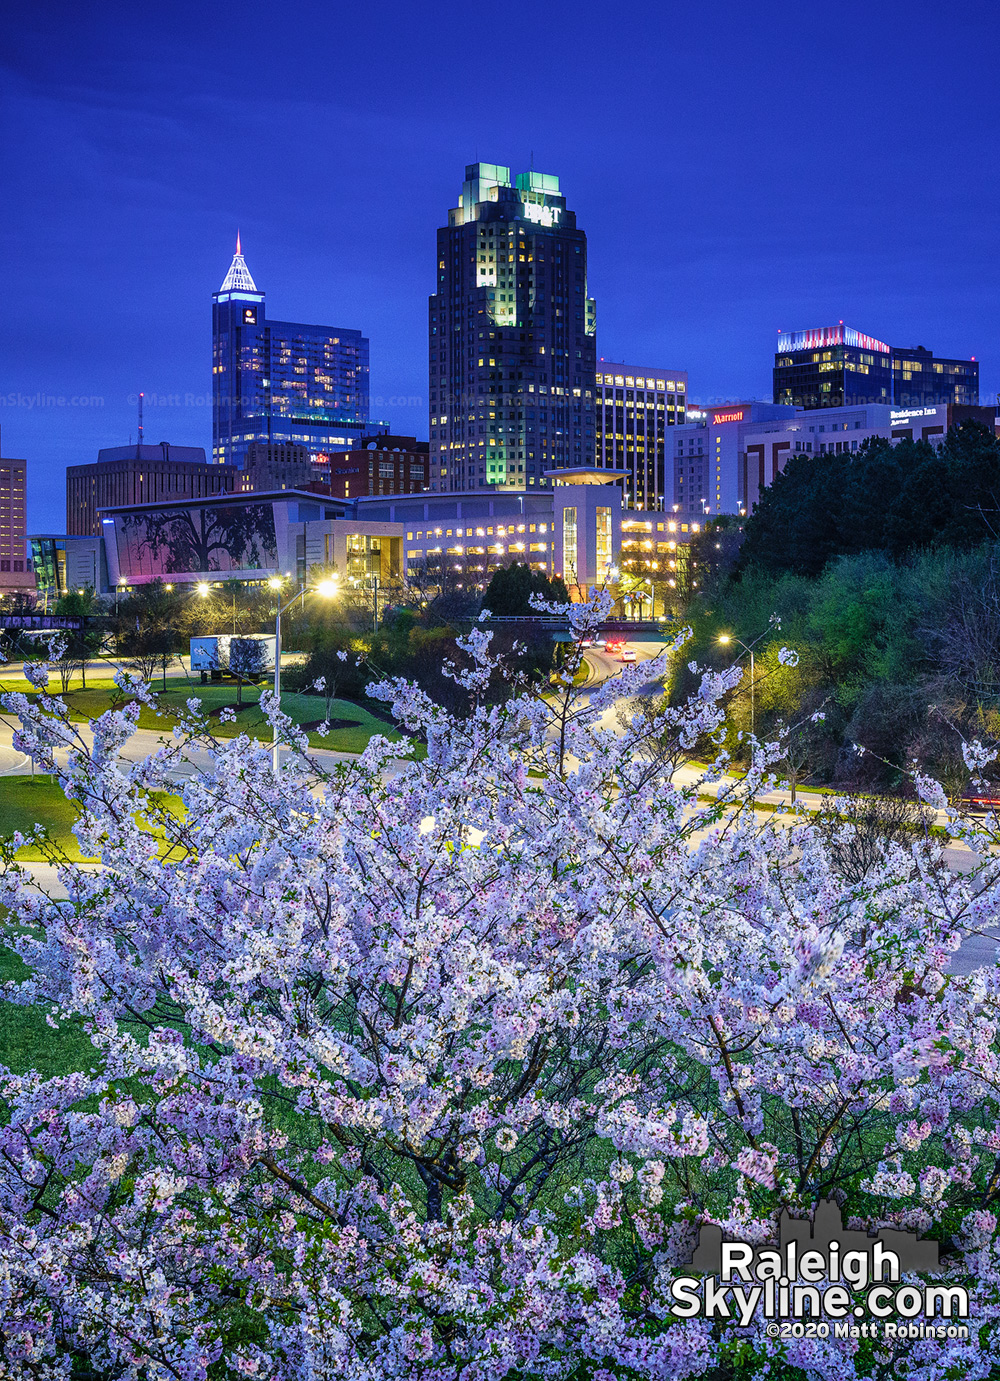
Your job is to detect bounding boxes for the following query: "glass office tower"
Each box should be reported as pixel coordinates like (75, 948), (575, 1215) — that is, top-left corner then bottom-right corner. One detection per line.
(773, 326), (892, 410)
(774, 325), (979, 411)
(595, 364), (689, 511)
(428, 163), (598, 491)
(212, 237), (372, 468)
(891, 346), (979, 407)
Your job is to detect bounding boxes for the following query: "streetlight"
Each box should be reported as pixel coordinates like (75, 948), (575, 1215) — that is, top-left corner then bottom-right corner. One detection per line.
(269, 574), (339, 773)
(196, 582), (211, 599)
(718, 632), (765, 738)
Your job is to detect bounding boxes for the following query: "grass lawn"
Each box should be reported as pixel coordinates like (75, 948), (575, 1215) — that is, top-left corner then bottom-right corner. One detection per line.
(0, 776), (89, 858)
(0, 775), (188, 862)
(0, 941), (95, 1077)
(0, 677), (402, 755)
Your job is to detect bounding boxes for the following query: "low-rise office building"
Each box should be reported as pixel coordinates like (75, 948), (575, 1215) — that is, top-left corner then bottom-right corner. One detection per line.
(357, 467), (623, 596)
(30, 534), (107, 599)
(96, 489), (401, 592)
(33, 470), (655, 601)
(326, 434), (429, 500)
(67, 443), (236, 537)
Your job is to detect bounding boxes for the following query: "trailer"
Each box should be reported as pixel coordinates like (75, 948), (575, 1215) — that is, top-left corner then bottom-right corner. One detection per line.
(189, 634), (277, 675)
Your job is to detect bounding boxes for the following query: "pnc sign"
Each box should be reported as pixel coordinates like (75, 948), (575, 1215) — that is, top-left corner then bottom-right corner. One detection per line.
(712, 409), (745, 425)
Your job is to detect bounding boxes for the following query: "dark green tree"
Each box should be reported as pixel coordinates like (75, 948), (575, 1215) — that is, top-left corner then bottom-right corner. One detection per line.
(481, 563), (570, 616)
(737, 422), (1000, 578)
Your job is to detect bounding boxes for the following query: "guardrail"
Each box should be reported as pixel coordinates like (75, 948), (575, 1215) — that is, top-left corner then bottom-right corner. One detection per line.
(0, 614), (84, 631)
(482, 616), (672, 633)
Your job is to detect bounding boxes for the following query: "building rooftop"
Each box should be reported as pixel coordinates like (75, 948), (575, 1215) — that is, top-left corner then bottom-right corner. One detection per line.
(544, 467), (627, 485)
(96, 488), (351, 516)
(218, 233), (259, 294)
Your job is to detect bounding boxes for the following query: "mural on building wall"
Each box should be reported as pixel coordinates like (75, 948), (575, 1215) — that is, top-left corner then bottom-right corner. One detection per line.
(114, 503), (278, 578)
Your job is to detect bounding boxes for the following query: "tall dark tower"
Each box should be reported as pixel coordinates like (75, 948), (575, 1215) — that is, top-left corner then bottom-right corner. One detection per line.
(428, 163), (597, 492)
(212, 236), (374, 470)
(212, 235), (267, 467)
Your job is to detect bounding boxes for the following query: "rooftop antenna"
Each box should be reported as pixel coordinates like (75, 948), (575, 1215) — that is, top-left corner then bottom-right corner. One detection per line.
(138, 391), (144, 446)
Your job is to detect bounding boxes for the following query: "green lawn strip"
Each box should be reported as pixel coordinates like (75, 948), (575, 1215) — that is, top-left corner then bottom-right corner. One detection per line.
(0, 776), (188, 862)
(0, 682), (402, 754)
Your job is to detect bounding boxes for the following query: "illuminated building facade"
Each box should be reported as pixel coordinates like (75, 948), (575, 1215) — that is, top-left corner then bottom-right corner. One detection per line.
(357, 469), (624, 594)
(774, 325), (979, 411)
(0, 432), (31, 589)
(327, 435), (429, 500)
(671, 403), (795, 516)
(673, 400), (998, 518)
(773, 326), (893, 410)
(428, 162), (598, 492)
(595, 363), (688, 510)
(213, 237), (373, 469)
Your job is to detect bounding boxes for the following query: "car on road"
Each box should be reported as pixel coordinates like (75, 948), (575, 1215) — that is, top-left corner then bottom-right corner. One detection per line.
(959, 790), (1000, 815)
(620, 648), (637, 662)
(580, 637), (593, 648)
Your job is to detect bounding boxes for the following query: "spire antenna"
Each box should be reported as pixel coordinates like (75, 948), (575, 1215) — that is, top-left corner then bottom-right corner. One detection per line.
(218, 236), (259, 294)
(138, 391), (144, 445)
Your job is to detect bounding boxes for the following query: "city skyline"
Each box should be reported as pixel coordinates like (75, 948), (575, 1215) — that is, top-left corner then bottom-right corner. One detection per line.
(3, 0), (998, 531)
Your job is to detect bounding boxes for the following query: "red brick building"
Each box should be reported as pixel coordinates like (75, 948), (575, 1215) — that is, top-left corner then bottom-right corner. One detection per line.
(325, 434), (429, 499)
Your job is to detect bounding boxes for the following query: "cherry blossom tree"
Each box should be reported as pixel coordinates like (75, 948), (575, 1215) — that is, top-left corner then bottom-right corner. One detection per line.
(1, 593), (1000, 1379)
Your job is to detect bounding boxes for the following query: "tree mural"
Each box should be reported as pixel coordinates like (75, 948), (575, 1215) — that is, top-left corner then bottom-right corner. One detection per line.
(116, 502), (278, 577)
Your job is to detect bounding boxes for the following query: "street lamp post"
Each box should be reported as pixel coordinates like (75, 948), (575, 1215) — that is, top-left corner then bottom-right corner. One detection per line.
(268, 575), (338, 773)
(348, 572), (380, 631)
(718, 633), (757, 737)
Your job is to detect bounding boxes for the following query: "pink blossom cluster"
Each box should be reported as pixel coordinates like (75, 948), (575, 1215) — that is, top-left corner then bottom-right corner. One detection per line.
(0, 610), (999, 1378)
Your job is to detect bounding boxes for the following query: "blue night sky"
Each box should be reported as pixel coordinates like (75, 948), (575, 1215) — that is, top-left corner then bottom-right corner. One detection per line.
(2, 0), (997, 531)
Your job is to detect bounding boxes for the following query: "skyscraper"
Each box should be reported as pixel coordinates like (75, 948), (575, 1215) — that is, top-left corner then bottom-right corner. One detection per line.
(212, 237), (372, 469)
(428, 163), (597, 492)
(595, 363), (689, 510)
